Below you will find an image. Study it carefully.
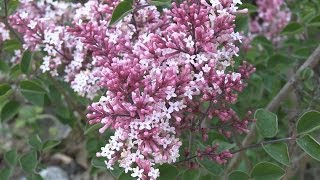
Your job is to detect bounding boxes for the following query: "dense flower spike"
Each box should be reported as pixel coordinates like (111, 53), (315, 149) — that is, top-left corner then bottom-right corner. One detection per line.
(70, 0), (255, 179)
(9, 0), (100, 98)
(250, 0), (291, 43)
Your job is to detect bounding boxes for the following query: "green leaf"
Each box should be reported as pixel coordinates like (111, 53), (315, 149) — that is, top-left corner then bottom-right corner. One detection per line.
(235, 15), (249, 33)
(149, 0), (171, 6)
(4, 149), (18, 166)
(20, 50), (33, 74)
(1, 101), (21, 122)
(0, 61), (10, 73)
(297, 110), (320, 134)
(110, 165), (124, 178)
(254, 109), (278, 138)
(91, 158), (107, 169)
(308, 14), (320, 27)
(0, 84), (12, 103)
(20, 151), (37, 173)
(28, 134), (42, 150)
(84, 123), (102, 135)
(20, 80), (46, 106)
(299, 68), (314, 80)
(262, 143), (290, 166)
(182, 169), (200, 180)
(281, 22), (303, 35)
(158, 164), (179, 180)
(42, 140), (60, 151)
(239, 3), (257, 13)
(196, 157), (223, 176)
(26, 173), (44, 180)
(109, 1), (133, 25)
(296, 134), (320, 161)
(118, 172), (133, 180)
(3, 39), (20, 51)
(229, 170), (250, 180)
(250, 162), (285, 180)
(0, 168), (12, 180)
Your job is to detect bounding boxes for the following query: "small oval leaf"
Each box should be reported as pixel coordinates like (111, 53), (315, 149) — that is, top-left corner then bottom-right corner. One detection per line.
(4, 150), (18, 166)
(262, 143), (290, 166)
(297, 110), (320, 135)
(109, 1), (133, 26)
(250, 162), (285, 180)
(20, 151), (37, 173)
(296, 134), (320, 161)
(20, 50), (33, 74)
(1, 101), (21, 122)
(229, 170), (250, 180)
(254, 109), (278, 138)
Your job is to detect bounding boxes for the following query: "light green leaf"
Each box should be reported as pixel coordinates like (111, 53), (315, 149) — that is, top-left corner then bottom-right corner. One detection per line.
(228, 170), (250, 180)
(42, 140), (60, 151)
(281, 22), (303, 35)
(118, 172), (133, 180)
(297, 110), (320, 134)
(299, 68), (314, 80)
(20, 151), (37, 173)
(84, 123), (102, 135)
(296, 134), (320, 161)
(250, 162), (285, 180)
(182, 169), (200, 180)
(197, 157), (223, 176)
(0, 61), (10, 73)
(262, 143), (290, 166)
(91, 158), (107, 169)
(28, 134), (42, 150)
(158, 164), (179, 180)
(109, 1), (133, 25)
(254, 109), (278, 138)
(1, 101), (21, 122)
(0, 84), (12, 103)
(308, 14), (320, 27)
(20, 80), (46, 106)
(26, 173), (44, 180)
(20, 50), (33, 74)
(0, 168), (12, 180)
(149, 0), (171, 6)
(4, 150), (18, 166)
(3, 39), (20, 51)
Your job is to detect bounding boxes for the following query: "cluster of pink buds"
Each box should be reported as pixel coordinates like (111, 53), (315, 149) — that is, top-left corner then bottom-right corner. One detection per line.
(9, 0), (101, 99)
(68, 0), (256, 179)
(197, 144), (233, 164)
(250, 0), (291, 43)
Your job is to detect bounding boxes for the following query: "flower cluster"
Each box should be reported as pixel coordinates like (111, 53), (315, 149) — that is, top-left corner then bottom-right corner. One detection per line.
(68, 0), (255, 179)
(250, 0), (291, 43)
(9, 0), (100, 98)
(0, 22), (10, 43)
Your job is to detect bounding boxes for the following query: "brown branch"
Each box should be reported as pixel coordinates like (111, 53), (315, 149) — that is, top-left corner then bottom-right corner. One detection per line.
(225, 44), (320, 174)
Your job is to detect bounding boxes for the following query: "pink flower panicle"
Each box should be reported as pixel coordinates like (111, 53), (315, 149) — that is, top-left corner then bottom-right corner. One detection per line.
(250, 0), (291, 43)
(9, 0), (100, 99)
(73, 0), (256, 179)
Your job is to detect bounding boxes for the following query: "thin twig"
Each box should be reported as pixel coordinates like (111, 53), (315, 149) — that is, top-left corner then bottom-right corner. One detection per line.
(175, 137), (295, 164)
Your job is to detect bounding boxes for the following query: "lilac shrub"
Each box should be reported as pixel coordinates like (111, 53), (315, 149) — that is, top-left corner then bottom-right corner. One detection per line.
(69, 0), (255, 179)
